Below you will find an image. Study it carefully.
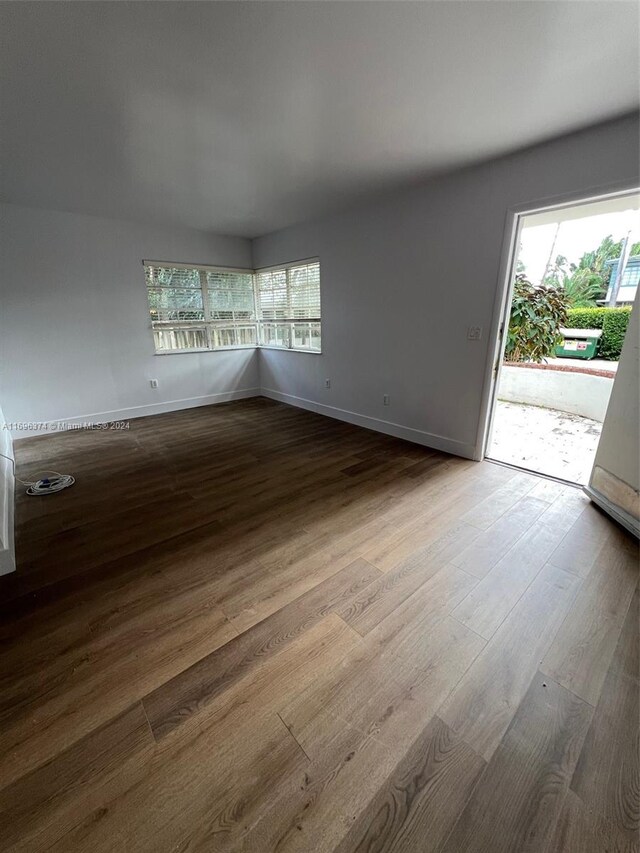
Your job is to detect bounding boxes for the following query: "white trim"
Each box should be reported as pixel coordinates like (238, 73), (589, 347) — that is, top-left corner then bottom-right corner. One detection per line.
(11, 388), (261, 441)
(254, 256), (319, 273)
(143, 259), (254, 275)
(475, 181), (640, 461)
(259, 345), (322, 355)
(154, 344), (321, 355)
(0, 413), (15, 575)
(144, 258), (320, 274)
(503, 180), (640, 221)
(155, 344), (257, 355)
(584, 485), (640, 540)
(261, 388), (476, 459)
(475, 208), (523, 461)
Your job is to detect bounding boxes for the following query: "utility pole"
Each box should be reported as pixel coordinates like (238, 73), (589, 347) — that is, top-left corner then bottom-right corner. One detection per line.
(540, 222), (561, 286)
(608, 230), (632, 307)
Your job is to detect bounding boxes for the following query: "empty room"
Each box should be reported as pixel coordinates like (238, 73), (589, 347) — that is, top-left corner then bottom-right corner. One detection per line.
(1, 2), (639, 852)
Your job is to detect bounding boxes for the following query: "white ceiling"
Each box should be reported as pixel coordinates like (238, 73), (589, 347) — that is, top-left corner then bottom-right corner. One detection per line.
(1, 2), (638, 238)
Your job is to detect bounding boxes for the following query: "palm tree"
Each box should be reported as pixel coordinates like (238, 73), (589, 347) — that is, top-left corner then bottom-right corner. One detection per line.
(543, 235), (632, 308)
(561, 269), (607, 308)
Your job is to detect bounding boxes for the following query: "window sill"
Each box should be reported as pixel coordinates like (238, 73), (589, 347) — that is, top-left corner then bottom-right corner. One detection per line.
(154, 345), (322, 356)
(154, 345), (257, 355)
(260, 346), (322, 355)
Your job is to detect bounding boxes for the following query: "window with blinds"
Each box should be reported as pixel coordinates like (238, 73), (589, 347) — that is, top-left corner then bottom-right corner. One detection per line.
(145, 262), (258, 353)
(256, 260), (321, 352)
(144, 258), (320, 353)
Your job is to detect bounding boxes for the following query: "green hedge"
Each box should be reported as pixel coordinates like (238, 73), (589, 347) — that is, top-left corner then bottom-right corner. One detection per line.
(565, 306), (632, 360)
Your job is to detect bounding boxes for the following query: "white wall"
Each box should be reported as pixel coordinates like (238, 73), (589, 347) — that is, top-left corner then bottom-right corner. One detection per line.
(252, 114), (640, 458)
(1, 116), (638, 457)
(587, 297), (639, 535)
(0, 204), (258, 434)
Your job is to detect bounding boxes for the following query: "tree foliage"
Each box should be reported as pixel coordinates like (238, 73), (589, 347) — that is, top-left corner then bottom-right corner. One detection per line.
(505, 275), (569, 363)
(543, 235), (638, 308)
(561, 268), (608, 308)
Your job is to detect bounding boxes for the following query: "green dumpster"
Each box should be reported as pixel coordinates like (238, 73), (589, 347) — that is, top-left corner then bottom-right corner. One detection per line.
(555, 327), (602, 360)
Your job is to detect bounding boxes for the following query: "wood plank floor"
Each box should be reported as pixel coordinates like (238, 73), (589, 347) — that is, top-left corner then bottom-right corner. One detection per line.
(0, 398), (637, 853)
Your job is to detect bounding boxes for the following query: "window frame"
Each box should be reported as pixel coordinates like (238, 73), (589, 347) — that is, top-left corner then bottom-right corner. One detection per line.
(145, 260), (259, 355)
(143, 257), (321, 355)
(255, 258), (321, 354)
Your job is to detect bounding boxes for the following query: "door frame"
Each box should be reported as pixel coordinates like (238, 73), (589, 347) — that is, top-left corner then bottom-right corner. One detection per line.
(474, 180), (640, 463)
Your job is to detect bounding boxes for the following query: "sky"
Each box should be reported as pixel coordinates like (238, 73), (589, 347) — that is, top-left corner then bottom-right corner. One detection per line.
(519, 207), (640, 284)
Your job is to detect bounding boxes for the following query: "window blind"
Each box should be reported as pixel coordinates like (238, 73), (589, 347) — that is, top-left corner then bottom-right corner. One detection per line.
(144, 258), (320, 353)
(256, 260), (321, 351)
(144, 262), (257, 352)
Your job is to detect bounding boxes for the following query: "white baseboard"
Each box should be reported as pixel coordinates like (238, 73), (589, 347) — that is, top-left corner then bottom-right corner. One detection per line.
(11, 388), (261, 441)
(261, 388), (475, 459)
(9, 386), (473, 457)
(583, 485), (640, 540)
(2, 386), (477, 577)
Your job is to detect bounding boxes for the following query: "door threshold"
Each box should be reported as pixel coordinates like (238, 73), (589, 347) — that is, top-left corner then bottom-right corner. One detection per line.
(484, 457), (584, 490)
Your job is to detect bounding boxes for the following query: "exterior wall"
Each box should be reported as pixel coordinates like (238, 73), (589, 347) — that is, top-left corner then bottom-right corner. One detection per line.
(497, 366), (613, 422)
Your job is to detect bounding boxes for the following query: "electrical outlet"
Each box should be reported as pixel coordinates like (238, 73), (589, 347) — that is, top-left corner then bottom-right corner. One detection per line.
(325, 379), (331, 389)
(467, 326), (482, 341)
(383, 394), (390, 406)
(150, 379), (159, 389)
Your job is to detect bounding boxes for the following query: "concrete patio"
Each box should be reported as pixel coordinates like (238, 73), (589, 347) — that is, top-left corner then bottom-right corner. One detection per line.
(487, 399), (602, 485)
